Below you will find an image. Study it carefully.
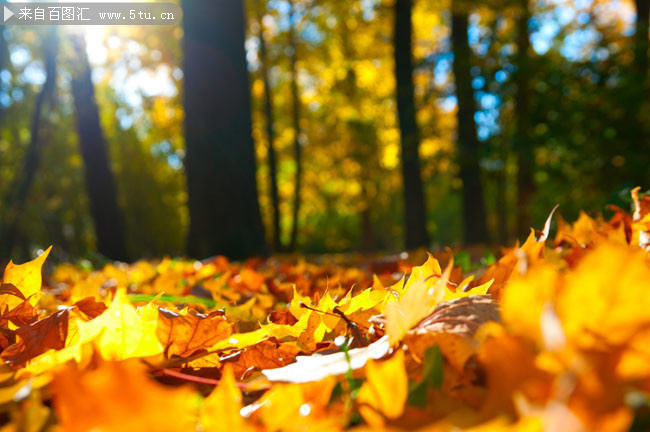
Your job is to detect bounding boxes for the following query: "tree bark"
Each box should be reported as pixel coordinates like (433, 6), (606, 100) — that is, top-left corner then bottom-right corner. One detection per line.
(288, 0), (303, 251)
(0, 31), (58, 260)
(394, 0), (430, 250)
(634, 0), (649, 79)
(183, 0), (266, 259)
(450, 3), (489, 244)
(70, 35), (128, 261)
(633, 0), (649, 183)
(257, 2), (282, 252)
(515, 0), (535, 238)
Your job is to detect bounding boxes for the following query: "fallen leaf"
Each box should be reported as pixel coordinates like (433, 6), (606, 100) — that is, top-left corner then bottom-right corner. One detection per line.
(0, 246), (52, 311)
(200, 364), (253, 432)
(52, 360), (198, 432)
(358, 349), (408, 427)
(262, 336), (389, 383)
(385, 255), (452, 346)
(1, 308), (69, 365)
(157, 308), (232, 358)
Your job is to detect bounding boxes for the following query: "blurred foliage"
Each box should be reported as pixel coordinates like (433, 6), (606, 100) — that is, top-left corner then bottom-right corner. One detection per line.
(0, 0), (647, 261)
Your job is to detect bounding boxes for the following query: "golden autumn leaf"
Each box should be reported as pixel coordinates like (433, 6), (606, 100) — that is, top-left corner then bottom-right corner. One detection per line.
(358, 349), (408, 427)
(200, 364), (253, 432)
(556, 243), (650, 348)
(385, 255), (451, 345)
(0, 246), (51, 311)
(72, 288), (163, 360)
(254, 376), (339, 431)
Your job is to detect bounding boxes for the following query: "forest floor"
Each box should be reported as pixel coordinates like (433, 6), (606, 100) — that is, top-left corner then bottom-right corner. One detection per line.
(0, 188), (649, 431)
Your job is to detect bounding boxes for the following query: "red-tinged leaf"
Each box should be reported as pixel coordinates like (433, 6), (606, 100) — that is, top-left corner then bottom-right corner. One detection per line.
(0, 283), (27, 300)
(73, 297), (107, 319)
(1, 299), (39, 327)
(269, 309), (298, 325)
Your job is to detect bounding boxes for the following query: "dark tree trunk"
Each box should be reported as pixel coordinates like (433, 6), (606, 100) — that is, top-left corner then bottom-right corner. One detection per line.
(288, 0), (302, 252)
(634, 0), (649, 79)
(495, 166), (508, 244)
(70, 35), (128, 261)
(394, 0), (430, 250)
(0, 31), (58, 260)
(0, 0), (7, 126)
(183, 0), (266, 260)
(450, 3), (489, 244)
(633, 0), (649, 183)
(515, 0), (535, 238)
(257, 1), (282, 252)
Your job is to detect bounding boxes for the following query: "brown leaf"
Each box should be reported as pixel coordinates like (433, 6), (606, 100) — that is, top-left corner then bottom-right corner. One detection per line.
(157, 309), (232, 358)
(73, 297), (108, 319)
(0, 283), (27, 300)
(1, 299), (39, 327)
(413, 294), (500, 337)
(405, 295), (499, 373)
(269, 309), (298, 325)
(1, 308), (70, 365)
(225, 340), (301, 379)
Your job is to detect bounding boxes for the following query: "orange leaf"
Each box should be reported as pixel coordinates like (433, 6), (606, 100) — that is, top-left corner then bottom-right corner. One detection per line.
(157, 309), (232, 358)
(52, 360), (198, 432)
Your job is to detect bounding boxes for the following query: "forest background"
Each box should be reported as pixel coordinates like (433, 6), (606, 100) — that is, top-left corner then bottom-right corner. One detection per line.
(0, 0), (647, 264)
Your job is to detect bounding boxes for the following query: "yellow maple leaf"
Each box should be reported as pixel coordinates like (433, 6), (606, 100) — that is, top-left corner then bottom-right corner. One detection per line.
(72, 288), (163, 360)
(357, 350), (407, 427)
(385, 255), (451, 345)
(1, 246), (52, 310)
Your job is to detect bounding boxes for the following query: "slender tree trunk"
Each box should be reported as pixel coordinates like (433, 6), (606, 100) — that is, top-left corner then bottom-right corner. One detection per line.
(634, 0), (649, 79)
(394, 0), (430, 250)
(257, 2), (282, 252)
(633, 0), (649, 185)
(183, 0), (266, 259)
(0, 0), (7, 127)
(515, 0), (535, 238)
(70, 35), (128, 261)
(0, 31), (58, 260)
(450, 3), (489, 244)
(288, 0), (302, 251)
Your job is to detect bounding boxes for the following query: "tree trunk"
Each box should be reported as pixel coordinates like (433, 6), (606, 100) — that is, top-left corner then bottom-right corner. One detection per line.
(634, 0), (649, 79)
(633, 0), (649, 185)
(0, 31), (58, 260)
(0, 0), (7, 126)
(515, 0), (535, 238)
(450, 3), (489, 244)
(257, 2), (282, 252)
(183, 0), (266, 260)
(288, 0), (303, 251)
(394, 0), (430, 250)
(70, 35), (128, 261)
